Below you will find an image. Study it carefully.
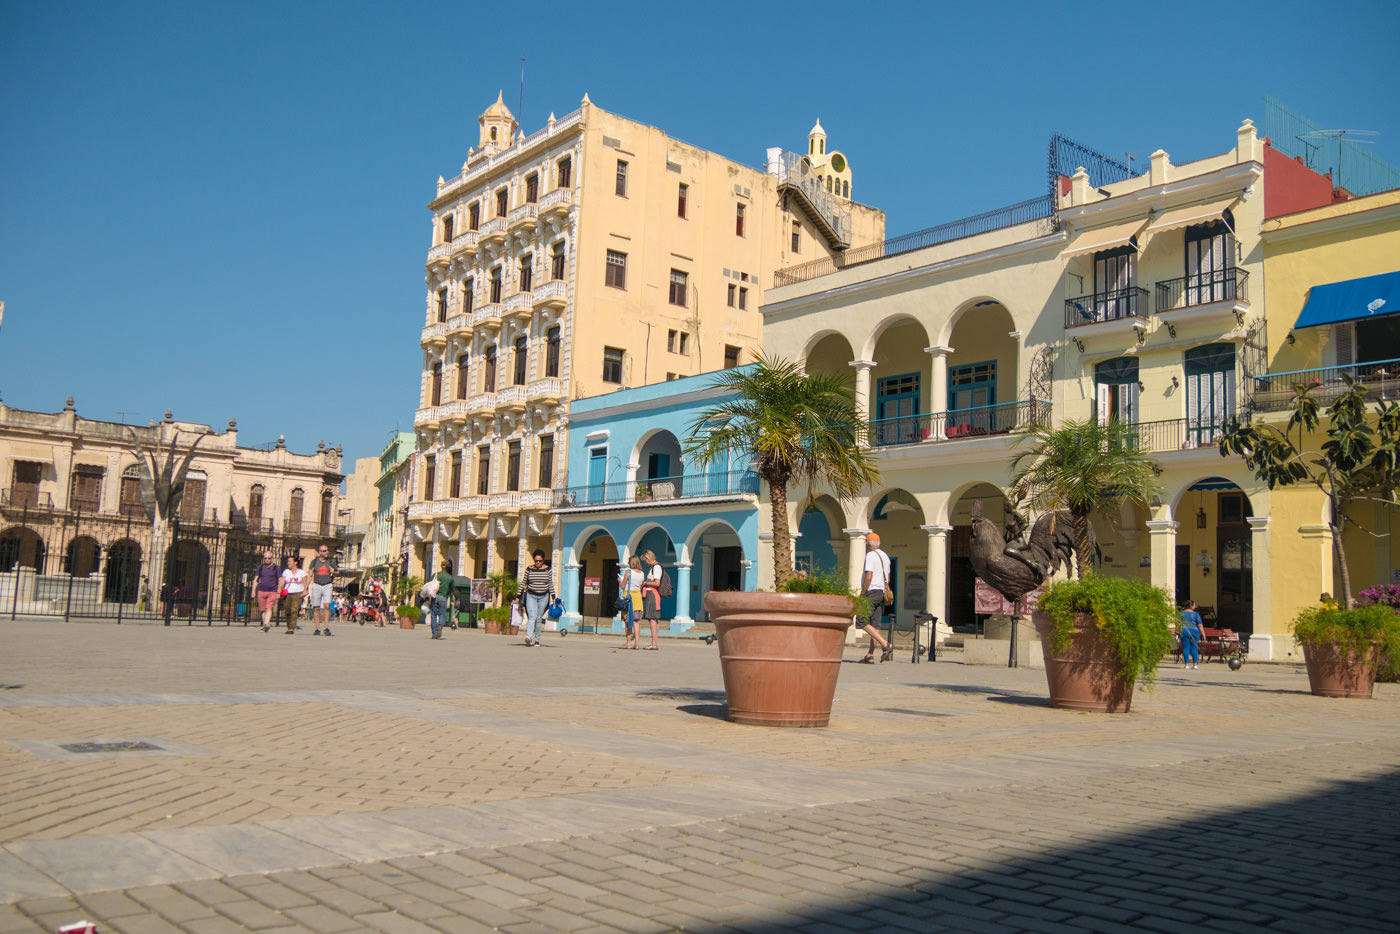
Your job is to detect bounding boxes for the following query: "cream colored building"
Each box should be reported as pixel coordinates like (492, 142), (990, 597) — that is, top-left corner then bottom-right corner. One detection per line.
(0, 399), (343, 617)
(409, 94), (884, 580)
(759, 120), (1359, 660)
(339, 455), (378, 573)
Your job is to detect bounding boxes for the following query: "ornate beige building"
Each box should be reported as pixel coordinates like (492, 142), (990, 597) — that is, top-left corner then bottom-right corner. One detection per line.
(0, 398), (343, 618)
(410, 94), (884, 579)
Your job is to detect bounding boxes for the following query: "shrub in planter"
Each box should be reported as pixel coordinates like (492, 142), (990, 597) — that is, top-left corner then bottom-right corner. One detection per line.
(782, 568), (870, 621)
(1035, 576), (1177, 711)
(395, 605), (422, 621)
(478, 606), (512, 634)
(1292, 604), (1400, 697)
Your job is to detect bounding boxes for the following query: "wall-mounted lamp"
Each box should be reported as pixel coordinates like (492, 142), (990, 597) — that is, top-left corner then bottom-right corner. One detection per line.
(1172, 375), (1180, 389)
(1197, 507), (1208, 529)
(1165, 322), (1177, 339)
(1137, 381), (1146, 393)
(1286, 332), (1296, 345)
(1195, 549), (1214, 576)
(1202, 565), (1212, 577)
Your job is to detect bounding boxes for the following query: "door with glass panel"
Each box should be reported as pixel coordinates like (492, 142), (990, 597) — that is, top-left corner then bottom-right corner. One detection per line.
(876, 374), (920, 445)
(1184, 344), (1236, 446)
(948, 362), (995, 435)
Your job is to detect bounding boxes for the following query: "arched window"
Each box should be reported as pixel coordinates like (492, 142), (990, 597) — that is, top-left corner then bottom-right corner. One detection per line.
(430, 362), (442, 406)
(249, 484), (265, 527)
(179, 470), (207, 522)
(1094, 358), (1139, 425)
(120, 465), (144, 518)
(513, 336), (528, 386)
(320, 490), (334, 535)
(545, 326), (561, 378)
(456, 353), (470, 399)
(1184, 344), (1237, 444)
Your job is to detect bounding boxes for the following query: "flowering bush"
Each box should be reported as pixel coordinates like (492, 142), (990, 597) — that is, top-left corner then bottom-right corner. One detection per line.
(1356, 585), (1400, 611)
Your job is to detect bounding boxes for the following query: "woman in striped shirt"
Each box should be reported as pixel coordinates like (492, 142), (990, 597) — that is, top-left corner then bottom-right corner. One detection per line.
(519, 550), (554, 647)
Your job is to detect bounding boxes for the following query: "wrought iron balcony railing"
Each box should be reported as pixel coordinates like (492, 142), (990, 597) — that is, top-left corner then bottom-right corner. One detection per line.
(2, 489), (53, 509)
(1250, 356), (1400, 413)
(1064, 287), (1151, 328)
(1155, 267), (1250, 312)
(866, 399), (1051, 448)
(555, 470), (760, 509)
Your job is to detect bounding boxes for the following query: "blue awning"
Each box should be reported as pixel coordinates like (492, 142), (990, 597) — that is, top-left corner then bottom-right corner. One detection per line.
(1294, 270), (1400, 329)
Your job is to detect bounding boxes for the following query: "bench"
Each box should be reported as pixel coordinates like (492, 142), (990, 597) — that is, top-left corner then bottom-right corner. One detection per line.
(1174, 626), (1244, 664)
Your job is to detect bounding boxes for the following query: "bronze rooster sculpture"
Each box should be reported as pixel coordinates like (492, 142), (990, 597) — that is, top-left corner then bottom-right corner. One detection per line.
(967, 499), (1086, 602)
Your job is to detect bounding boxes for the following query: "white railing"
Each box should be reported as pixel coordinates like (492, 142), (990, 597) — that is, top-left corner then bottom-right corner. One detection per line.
(478, 217), (506, 239)
(539, 188), (573, 213)
(489, 493), (520, 510)
(473, 304), (502, 327)
(435, 109), (582, 199)
(527, 378), (564, 398)
(437, 400), (468, 421)
(467, 392), (497, 412)
(497, 386), (526, 407)
(420, 322), (446, 343)
(533, 280), (567, 304)
(413, 406), (439, 426)
(407, 502), (432, 519)
(505, 291), (533, 313)
(446, 313), (471, 333)
(508, 204), (538, 227)
(426, 242), (451, 264)
(519, 490), (554, 509)
(449, 231), (479, 254)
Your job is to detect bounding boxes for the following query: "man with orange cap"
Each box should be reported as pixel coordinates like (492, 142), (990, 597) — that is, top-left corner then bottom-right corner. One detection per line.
(858, 532), (895, 662)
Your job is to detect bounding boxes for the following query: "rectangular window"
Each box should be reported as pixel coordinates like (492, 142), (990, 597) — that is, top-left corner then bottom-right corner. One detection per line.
(738, 286), (748, 310)
(1093, 247), (1137, 321)
(679, 332), (689, 354)
(667, 329), (677, 353)
(483, 345), (497, 391)
(669, 269), (688, 307)
(70, 466), (103, 513)
(430, 362), (442, 406)
(525, 173), (539, 203)
(495, 187), (508, 217)
(666, 372), (678, 381)
(476, 447), (490, 496)
(724, 345), (740, 369)
(506, 442), (521, 492)
(462, 276), (474, 313)
(545, 326), (561, 377)
(537, 435), (555, 487)
(1185, 221), (1236, 304)
(423, 458), (436, 502)
(791, 221), (801, 253)
(615, 160), (628, 196)
(441, 215), (454, 243)
(603, 346), (624, 384)
(513, 337), (527, 386)
(727, 283), (736, 307)
(677, 183), (688, 218)
(605, 250), (627, 289)
(735, 203), (745, 237)
(519, 255), (533, 293)
(449, 452), (462, 499)
(436, 289), (447, 322)
(468, 202), (480, 230)
(489, 267), (503, 303)
(456, 354), (470, 399)
(557, 157), (571, 189)
(119, 473), (143, 517)
(551, 242), (566, 280)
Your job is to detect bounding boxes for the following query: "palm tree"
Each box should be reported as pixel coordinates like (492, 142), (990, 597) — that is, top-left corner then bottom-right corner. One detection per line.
(1009, 418), (1162, 578)
(684, 355), (880, 588)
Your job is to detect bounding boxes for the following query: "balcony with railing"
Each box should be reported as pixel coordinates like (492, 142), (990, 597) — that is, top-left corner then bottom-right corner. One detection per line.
(2, 489), (54, 510)
(413, 406), (440, 427)
(1123, 418), (1230, 452)
(478, 217), (506, 244)
(472, 303), (502, 329)
(526, 378), (564, 403)
(539, 187), (573, 217)
(466, 392), (497, 415)
(519, 490), (554, 510)
(489, 493), (521, 512)
(507, 204), (537, 232)
(772, 151), (850, 248)
(532, 279), (568, 309)
(437, 400), (468, 425)
(446, 313), (472, 337)
(426, 242), (451, 267)
(554, 470), (761, 509)
(504, 291), (533, 322)
(866, 399), (1051, 448)
(449, 230), (479, 257)
(420, 322), (447, 346)
(1155, 268), (1250, 321)
(497, 386), (526, 411)
(1250, 357), (1400, 414)
(1064, 287), (1152, 329)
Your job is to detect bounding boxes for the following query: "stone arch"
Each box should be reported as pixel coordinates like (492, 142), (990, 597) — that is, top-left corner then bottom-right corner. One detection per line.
(687, 517), (750, 614)
(65, 535), (101, 577)
(104, 539), (142, 604)
(164, 539), (211, 611)
(804, 332), (856, 388)
(0, 527), (45, 573)
(633, 428), (684, 493)
(860, 313), (931, 363)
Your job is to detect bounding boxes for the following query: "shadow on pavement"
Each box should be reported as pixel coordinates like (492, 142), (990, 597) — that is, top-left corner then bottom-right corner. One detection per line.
(678, 764), (1400, 932)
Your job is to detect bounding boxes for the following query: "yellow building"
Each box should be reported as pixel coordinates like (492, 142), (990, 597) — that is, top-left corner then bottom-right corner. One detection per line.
(410, 94), (884, 580)
(761, 120), (1394, 661)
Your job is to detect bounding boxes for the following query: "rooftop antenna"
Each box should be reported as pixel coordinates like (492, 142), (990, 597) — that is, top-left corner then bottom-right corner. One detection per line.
(518, 57), (526, 130)
(1299, 128), (1378, 191)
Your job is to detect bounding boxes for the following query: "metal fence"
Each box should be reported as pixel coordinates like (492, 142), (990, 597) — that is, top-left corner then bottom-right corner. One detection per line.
(867, 399), (1052, 448)
(1262, 96), (1400, 198)
(1064, 287), (1151, 328)
(1250, 357), (1400, 413)
(555, 470), (760, 508)
(0, 505), (340, 624)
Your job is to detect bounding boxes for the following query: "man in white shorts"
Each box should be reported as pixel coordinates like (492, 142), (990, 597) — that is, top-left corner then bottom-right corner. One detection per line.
(308, 545), (338, 636)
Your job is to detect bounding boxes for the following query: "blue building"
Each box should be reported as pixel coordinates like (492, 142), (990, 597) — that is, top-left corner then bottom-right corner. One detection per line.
(554, 369), (760, 633)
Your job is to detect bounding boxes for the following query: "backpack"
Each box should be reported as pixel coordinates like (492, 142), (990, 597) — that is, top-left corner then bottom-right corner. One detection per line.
(657, 567), (673, 598)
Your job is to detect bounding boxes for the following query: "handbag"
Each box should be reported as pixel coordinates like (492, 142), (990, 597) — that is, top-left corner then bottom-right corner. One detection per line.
(614, 590), (631, 613)
(546, 597), (564, 620)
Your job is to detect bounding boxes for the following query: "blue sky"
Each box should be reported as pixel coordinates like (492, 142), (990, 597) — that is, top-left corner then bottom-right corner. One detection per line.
(2, 0), (1397, 467)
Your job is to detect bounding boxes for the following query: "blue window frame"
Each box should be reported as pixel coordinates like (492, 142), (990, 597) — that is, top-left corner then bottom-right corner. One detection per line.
(587, 447), (607, 504)
(949, 361), (997, 432)
(875, 373), (920, 445)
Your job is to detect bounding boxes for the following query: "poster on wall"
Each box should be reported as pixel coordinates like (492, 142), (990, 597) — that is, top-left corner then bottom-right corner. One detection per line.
(469, 579), (493, 605)
(903, 570), (926, 610)
(583, 577), (600, 595)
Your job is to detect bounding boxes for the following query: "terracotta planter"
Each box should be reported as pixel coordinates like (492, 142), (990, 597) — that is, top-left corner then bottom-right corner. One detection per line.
(398, 616), (415, 630)
(704, 591), (854, 728)
(1031, 611), (1135, 713)
(482, 619), (502, 634)
(507, 625), (519, 636)
(1302, 641), (1379, 698)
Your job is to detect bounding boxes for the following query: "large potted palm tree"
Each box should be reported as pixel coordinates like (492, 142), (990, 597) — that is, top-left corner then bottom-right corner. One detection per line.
(1010, 418), (1174, 712)
(686, 355), (880, 727)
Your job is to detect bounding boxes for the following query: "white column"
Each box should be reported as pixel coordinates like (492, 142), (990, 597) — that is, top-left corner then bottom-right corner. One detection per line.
(1146, 519), (1179, 596)
(921, 524), (953, 642)
(672, 561), (694, 629)
(926, 346), (953, 414)
(1247, 516), (1273, 660)
(849, 360), (875, 421)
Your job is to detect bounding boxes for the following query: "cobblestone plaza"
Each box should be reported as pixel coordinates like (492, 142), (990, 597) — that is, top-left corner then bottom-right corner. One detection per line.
(1, 621), (1396, 933)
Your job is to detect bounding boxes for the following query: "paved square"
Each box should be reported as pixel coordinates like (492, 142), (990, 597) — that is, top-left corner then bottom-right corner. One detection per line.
(1, 618), (1396, 932)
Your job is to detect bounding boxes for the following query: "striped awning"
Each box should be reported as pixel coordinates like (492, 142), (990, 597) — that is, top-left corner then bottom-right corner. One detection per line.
(1063, 217), (1150, 258)
(1143, 195), (1239, 241)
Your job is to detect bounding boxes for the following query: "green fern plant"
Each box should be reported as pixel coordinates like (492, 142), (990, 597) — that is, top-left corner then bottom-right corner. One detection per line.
(1292, 605), (1400, 680)
(1037, 575), (1177, 686)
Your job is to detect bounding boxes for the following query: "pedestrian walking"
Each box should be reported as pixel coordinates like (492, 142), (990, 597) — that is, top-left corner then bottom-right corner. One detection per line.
(618, 556), (644, 649)
(519, 549), (553, 646)
(253, 550), (281, 632)
(280, 555), (308, 634)
(308, 545), (338, 636)
(640, 549), (663, 650)
(1180, 600), (1204, 670)
(429, 560), (455, 640)
(858, 533), (895, 663)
